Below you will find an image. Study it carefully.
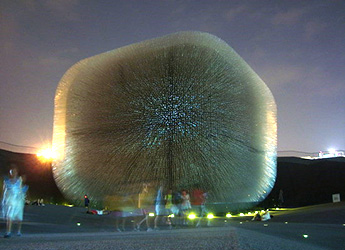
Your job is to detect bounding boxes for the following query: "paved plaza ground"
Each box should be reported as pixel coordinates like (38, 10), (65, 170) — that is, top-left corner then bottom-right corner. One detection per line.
(0, 202), (344, 249)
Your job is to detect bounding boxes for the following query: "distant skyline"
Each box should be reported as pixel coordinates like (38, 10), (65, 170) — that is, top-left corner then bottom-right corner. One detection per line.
(1, 0), (344, 154)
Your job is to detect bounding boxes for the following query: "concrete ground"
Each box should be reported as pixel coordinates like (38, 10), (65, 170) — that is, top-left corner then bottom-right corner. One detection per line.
(0, 202), (344, 249)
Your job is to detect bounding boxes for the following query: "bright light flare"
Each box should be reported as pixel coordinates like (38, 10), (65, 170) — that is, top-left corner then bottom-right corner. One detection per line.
(239, 213), (245, 216)
(149, 213), (155, 217)
(207, 213), (214, 219)
(188, 213), (196, 220)
(36, 146), (56, 161)
(226, 213), (232, 218)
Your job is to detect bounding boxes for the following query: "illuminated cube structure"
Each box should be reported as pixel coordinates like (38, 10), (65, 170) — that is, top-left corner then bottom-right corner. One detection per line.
(52, 32), (277, 210)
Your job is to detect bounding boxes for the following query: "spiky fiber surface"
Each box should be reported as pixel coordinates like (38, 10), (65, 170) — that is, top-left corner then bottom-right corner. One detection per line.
(52, 32), (277, 209)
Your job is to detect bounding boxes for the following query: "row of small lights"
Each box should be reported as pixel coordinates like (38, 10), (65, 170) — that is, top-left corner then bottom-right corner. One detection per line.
(71, 204), (345, 240)
(65, 204), (284, 219)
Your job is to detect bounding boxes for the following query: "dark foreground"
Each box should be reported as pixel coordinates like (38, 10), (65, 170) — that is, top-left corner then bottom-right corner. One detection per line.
(1, 202), (345, 249)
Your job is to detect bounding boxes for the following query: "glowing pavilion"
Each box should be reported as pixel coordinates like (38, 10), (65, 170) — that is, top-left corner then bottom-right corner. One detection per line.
(52, 32), (277, 210)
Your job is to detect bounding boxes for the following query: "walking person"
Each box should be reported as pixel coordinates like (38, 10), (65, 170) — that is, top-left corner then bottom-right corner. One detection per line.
(180, 190), (191, 225)
(136, 183), (154, 231)
(165, 189), (176, 229)
(191, 185), (207, 227)
(154, 186), (165, 230)
(84, 194), (90, 212)
(2, 165), (28, 238)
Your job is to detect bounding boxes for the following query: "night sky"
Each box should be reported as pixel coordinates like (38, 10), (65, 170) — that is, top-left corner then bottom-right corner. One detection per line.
(1, 0), (344, 154)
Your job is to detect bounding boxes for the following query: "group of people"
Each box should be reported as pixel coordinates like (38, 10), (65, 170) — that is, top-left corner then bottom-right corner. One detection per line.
(0, 165), (209, 236)
(1, 164), (276, 237)
(111, 183), (208, 232)
(251, 209), (272, 221)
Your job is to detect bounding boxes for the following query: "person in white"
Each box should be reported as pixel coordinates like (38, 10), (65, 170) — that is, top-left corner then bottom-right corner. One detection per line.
(261, 210), (271, 221)
(2, 166), (28, 238)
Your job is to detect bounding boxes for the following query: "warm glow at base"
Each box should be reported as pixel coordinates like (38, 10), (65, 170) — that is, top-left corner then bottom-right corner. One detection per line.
(36, 146), (57, 161)
(226, 213), (232, 218)
(207, 213), (214, 219)
(188, 213), (196, 220)
(149, 213), (155, 217)
(239, 213), (245, 216)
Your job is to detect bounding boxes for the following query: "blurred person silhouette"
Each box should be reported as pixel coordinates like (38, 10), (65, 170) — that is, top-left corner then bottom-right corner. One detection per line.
(32, 198), (44, 206)
(180, 189), (191, 225)
(2, 165), (28, 238)
(191, 185), (207, 227)
(136, 183), (154, 231)
(252, 211), (262, 221)
(261, 209), (272, 221)
(252, 209), (272, 221)
(153, 186), (165, 230)
(165, 189), (177, 229)
(84, 194), (90, 211)
(278, 189), (284, 207)
(115, 194), (136, 232)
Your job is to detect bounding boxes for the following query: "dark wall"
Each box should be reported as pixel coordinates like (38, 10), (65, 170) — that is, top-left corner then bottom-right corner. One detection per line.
(0, 149), (65, 203)
(262, 157), (345, 207)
